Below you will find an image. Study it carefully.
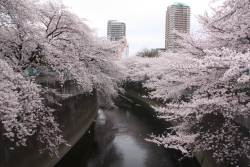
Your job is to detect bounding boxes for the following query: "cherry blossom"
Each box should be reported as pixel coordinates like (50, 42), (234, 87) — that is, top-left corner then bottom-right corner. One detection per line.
(0, 0), (124, 156)
(127, 0), (250, 162)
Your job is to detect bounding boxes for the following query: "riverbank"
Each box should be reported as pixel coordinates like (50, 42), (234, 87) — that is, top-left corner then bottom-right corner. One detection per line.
(55, 94), (200, 167)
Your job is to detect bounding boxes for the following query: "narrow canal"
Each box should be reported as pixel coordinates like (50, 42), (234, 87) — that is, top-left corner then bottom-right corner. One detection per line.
(55, 96), (200, 167)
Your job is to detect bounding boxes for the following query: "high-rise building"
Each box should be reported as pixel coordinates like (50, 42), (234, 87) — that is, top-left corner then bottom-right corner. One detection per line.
(165, 2), (190, 50)
(107, 20), (126, 41)
(107, 20), (129, 57)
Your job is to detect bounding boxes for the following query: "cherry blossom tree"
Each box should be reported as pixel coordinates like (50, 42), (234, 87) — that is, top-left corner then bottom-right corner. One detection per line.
(176, 0), (250, 56)
(0, 0), (124, 156)
(123, 48), (250, 165)
(36, 0), (124, 105)
(133, 0), (250, 162)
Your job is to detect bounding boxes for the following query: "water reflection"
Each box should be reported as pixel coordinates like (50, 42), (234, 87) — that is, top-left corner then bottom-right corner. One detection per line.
(55, 100), (200, 167)
(113, 135), (146, 167)
(98, 109), (106, 125)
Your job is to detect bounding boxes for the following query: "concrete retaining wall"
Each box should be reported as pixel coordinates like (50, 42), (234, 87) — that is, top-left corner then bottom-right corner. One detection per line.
(0, 81), (98, 167)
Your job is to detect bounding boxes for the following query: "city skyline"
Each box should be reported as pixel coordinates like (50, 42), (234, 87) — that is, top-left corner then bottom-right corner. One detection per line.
(63, 0), (210, 55)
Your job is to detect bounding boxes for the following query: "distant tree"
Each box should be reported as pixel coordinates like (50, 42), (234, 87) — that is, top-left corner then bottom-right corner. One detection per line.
(136, 48), (158, 58)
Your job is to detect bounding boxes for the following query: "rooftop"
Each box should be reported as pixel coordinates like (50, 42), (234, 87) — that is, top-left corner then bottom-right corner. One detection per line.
(172, 2), (189, 6)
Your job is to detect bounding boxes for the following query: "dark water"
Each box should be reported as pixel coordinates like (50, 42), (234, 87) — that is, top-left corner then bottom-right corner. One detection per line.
(55, 98), (200, 167)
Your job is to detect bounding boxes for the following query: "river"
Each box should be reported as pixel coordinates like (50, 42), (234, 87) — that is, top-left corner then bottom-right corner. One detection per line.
(55, 96), (200, 167)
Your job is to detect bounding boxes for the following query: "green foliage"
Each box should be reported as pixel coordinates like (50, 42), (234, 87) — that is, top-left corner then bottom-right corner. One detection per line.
(136, 48), (158, 58)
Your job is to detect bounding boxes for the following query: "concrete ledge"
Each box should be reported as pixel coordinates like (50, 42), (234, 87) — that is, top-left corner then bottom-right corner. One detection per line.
(0, 91), (98, 167)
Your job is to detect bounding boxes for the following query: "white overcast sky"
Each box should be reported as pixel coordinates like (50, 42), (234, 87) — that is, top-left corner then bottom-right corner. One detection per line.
(63, 0), (210, 55)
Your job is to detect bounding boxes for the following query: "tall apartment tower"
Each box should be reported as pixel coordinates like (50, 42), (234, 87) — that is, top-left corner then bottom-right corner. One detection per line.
(107, 20), (129, 57)
(107, 20), (126, 41)
(165, 2), (190, 50)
